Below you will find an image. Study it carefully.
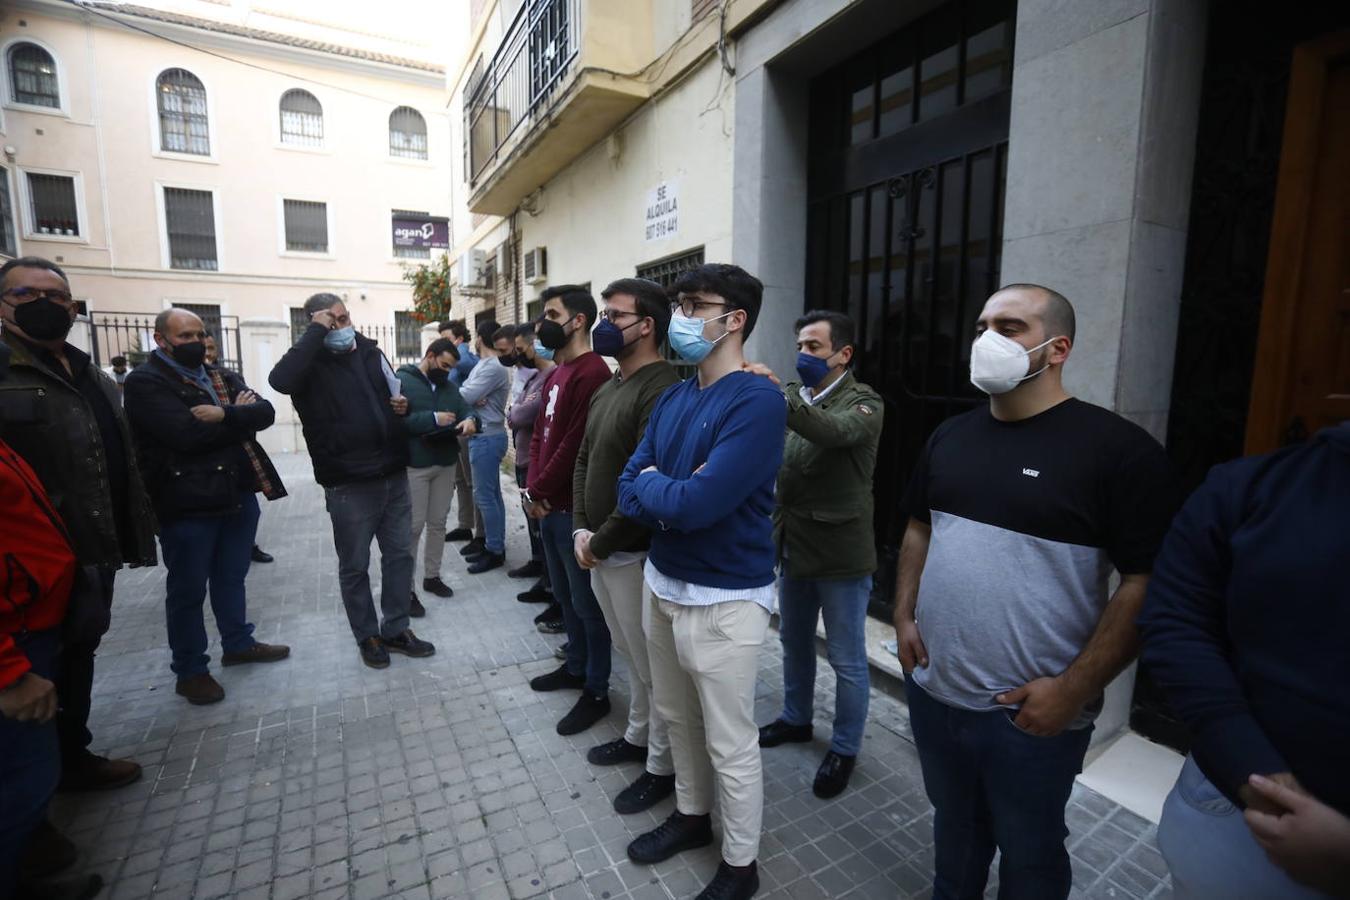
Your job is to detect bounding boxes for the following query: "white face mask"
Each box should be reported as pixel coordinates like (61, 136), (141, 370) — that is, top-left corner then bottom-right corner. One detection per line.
(969, 330), (1056, 395)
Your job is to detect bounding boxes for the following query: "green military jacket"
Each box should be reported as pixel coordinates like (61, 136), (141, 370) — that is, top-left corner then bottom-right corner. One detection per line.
(773, 370), (883, 580)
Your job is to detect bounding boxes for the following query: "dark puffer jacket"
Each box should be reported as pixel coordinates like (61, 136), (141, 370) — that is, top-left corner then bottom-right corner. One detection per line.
(269, 324), (408, 487)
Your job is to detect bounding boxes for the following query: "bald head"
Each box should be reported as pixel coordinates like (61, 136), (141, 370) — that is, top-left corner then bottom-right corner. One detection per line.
(154, 307), (204, 337)
(991, 284), (1075, 343)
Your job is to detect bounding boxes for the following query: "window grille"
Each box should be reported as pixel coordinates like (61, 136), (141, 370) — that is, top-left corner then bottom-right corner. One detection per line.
(26, 173), (80, 237)
(164, 187), (217, 270)
(8, 43), (59, 108)
(280, 89), (324, 146)
(389, 107), (428, 160)
(283, 199), (328, 253)
(157, 69), (211, 156)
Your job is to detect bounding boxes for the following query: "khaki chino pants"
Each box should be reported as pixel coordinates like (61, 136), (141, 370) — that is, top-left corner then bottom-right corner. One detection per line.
(590, 559), (672, 776)
(647, 594), (770, 866)
(454, 436), (484, 535)
(408, 464), (456, 579)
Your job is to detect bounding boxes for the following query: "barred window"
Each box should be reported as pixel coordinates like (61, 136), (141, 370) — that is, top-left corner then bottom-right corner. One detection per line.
(163, 187), (217, 270)
(8, 43), (59, 108)
(0, 168), (17, 256)
(389, 106), (428, 160)
(157, 69), (210, 156)
(289, 307), (309, 344)
(26, 172), (80, 237)
(280, 89), (323, 147)
(394, 311), (420, 359)
(283, 199), (328, 253)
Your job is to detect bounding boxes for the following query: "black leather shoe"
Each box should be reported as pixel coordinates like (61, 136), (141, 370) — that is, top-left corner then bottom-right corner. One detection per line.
(588, 738), (648, 766)
(459, 537), (485, 557)
(614, 772), (676, 815)
(538, 617), (566, 634)
(508, 559), (544, 579)
(558, 692), (610, 735)
(467, 552), (505, 574)
(812, 750), (856, 799)
(529, 664), (585, 692)
(758, 719), (813, 748)
(21, 821), (77, 879)
(359, 637), (389, 669)
(517, 582), (552, 603)
(409, 593), (426, 618)
(627, 811), (714, 864)
(445, 528), (473, 542)
(422, 577), (454, 598)
(384, 629), (435, 658)
(250, 545), (274, 563)
(695, 861), (759, 900)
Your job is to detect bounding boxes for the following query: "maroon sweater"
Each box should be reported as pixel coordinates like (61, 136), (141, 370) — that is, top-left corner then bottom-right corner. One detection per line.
(526, 351), (610, 511)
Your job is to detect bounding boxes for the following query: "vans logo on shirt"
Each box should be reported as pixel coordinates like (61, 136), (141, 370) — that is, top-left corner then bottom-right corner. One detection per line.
(1021, 468), (1040, 478)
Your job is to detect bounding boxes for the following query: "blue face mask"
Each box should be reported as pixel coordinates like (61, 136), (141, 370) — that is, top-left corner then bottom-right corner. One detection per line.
(533, 339), (555, 361)
(592, 317), (640, 358)
(668, 311), (733, 364)
(795, 350), (841, 389)
(324, 326), (356, 352)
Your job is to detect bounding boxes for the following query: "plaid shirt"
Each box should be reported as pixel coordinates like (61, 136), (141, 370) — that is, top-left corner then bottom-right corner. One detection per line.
(195, 368), (286, 501)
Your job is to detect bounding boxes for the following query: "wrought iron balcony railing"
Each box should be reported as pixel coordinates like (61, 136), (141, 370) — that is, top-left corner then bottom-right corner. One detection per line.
(465, 0), (579, 184)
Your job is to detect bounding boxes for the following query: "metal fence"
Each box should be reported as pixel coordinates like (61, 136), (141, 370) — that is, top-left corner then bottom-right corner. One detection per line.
(89, 311), (242, 373)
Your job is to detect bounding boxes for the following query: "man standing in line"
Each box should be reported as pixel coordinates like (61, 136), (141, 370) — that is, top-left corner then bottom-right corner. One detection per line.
(396, 338), (479, 611)
(123, 309), (290, 705)
(617, 263), (785, 900)
(894, 284), (1177, 900)
(572, 278), (681, 814)
(458, 322), (514, 574)
(0, 257), (156, 796)
(751, 310), (882, 800)
(523, 285), (613, 736)
(439, 320), (482, 549)
(270, 293), (434, 669)
(506, 323), (556, 610)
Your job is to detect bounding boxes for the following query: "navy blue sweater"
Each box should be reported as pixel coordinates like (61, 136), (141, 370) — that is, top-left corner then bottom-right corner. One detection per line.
(617, 371), (785, 590)
(1138, 423), (1350, 814)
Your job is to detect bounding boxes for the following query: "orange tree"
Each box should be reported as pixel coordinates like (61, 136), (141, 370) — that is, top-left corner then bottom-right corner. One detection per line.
(402, 252), (454, 325)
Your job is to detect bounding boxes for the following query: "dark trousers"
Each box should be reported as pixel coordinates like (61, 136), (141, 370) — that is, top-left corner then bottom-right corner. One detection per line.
(56, 568), (114, 767)
(904, 673), (1092, 900)
(515, 466), (545, 566)
(324, 473), (414, 642)
(0, 630), (61, 900)
(539, 510), (610, 695)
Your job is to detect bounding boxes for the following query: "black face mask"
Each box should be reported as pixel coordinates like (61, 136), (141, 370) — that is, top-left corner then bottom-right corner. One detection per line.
(167, 341), (207, 369)
(536, 318), (571, 351)
(428, 367), (449, 385)
(7, 297), (74, 342)
(497, 352), (517, 368)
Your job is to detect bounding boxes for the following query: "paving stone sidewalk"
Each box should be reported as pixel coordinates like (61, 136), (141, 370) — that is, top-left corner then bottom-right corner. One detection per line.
(49, 453), (1173, 900)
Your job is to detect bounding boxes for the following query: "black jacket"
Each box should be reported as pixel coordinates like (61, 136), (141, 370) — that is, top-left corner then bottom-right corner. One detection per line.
(123, 354), (283, 520)
(268, 324), (408, 487)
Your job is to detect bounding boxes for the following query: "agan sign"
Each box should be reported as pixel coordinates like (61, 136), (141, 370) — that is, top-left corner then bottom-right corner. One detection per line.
(392, 215), (450, 250)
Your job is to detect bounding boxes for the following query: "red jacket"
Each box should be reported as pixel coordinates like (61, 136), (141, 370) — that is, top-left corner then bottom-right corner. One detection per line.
(0, 437), (75, 690)
(526, 351), (611, 511)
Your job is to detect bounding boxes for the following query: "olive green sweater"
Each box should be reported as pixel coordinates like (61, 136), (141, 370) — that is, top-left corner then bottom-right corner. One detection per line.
(573, 359), (682, 559)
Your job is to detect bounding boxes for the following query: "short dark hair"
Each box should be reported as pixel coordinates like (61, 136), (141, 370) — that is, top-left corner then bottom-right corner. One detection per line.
(997, 283), (1076, 342)
(425, 338), (460, 361)
(602, 277), (672, 345)
(476, 319), (500, 343)
(794, 310), (855, 351)
(303, 292), (343, 317)
(540, 284), (598, 330)
(514, 321), (536, 341)
(673, 263), (764, 340)
(491, 325), (516, 345)
(440, 320), (470, 342)
(0, 256), (69, 288)
(110, 355), (127, 366)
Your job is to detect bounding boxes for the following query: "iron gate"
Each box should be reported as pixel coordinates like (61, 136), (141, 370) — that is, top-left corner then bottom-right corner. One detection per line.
(89, 310), (242, 373)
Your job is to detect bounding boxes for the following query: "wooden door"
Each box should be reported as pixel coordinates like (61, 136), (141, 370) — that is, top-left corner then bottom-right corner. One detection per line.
(1246, 33), (1350, 452)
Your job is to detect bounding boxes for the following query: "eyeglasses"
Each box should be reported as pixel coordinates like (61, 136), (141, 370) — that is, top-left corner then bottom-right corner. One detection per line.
(2, 287), (75, 306)
(600, 308), (642, 324)
(670, 298), (728, 318)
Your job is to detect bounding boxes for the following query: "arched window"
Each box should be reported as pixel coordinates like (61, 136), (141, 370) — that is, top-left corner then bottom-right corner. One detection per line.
(279, 88), (323, 147)
(8, 43), (60, 108)
(156, 68), (210, 156)
(389, 106), (428, 160)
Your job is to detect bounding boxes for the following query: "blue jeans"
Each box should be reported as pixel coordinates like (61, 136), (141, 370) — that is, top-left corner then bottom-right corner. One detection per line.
(325, 473), (414, 642)
(540, 510), (610, 695)
(777, 574), (872, 756)
(905, 673), (1092, 900)
(468, 432), (508, 554)
(1159, 755), (1326, 900)
(0, 630), (60, 900)
(158, 492), (260, 676)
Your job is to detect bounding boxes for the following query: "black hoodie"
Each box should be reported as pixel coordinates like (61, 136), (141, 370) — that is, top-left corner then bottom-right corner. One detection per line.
(1139, 422), (1350, 813)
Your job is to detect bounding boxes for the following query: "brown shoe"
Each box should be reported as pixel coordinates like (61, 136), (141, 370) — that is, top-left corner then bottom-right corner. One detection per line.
(176, 673), (226, 706)
(220, 642), (291, 666)
(20, 820), (77, 879)
(59, 752), (143, 792)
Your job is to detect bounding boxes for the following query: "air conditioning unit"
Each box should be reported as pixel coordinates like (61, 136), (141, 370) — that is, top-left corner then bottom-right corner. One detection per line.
(457, 249), (486, 288)
(495, 243), (513, 279)
(523, 246), (547, 285)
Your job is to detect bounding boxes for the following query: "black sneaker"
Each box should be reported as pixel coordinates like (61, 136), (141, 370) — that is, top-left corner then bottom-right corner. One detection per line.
(360, 636), (390, 669)
(588, 738), (649, 766)
(529, 664), (585, 692)
(695, 861), (759, 900)
(422, 577), (454, 598)
(517, 582), (552, 603)
(538, 618), (566, 634)
(459, 538), (486, 557)
(445, 528), (473, 542)
(384, 629), (435, 658)
(467, 552), (505, 574)
(758, 719), (813, 748)
(812, 750), (856, 799)
(614, 772), (676, 815)
(558, 693), (610, 736)
(409, 593), (426, 618)
(508, 559), (544, 579)
(627, 811), (714, 865)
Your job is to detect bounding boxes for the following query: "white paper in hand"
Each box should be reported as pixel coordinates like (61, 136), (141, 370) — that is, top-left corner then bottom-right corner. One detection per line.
(380, 354), (401, 398)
